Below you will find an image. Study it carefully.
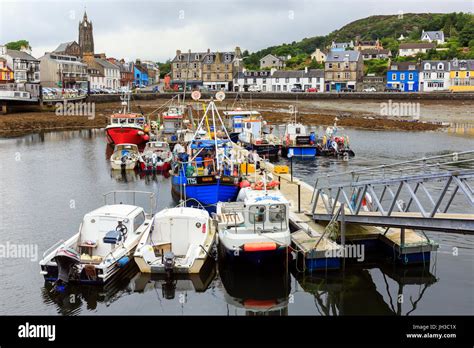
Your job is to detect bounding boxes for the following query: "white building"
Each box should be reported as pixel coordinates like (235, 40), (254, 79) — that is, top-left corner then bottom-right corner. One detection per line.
(95, 58), (120, 89)
(421, 30), (445, 44)
(399, 43), (436, 57)
(420, 60), (451, 91)
(271, 68), (324, 92)
(234, 70), (272, 92)
(259, 54), (288, 69)
(39, 52), (88, 88)
(0, 45), (40, 84)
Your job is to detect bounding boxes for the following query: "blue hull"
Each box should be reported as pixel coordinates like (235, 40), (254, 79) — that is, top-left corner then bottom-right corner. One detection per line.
(282, 146), (318, 158)
(171, 175), (240, 211)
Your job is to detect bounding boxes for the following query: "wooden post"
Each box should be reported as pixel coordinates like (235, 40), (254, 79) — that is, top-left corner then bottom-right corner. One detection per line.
(297, 184), (301, 213)
(278, 175), (281, 189)
(340, 203), (346, 248)
(1, 103), (7, 115)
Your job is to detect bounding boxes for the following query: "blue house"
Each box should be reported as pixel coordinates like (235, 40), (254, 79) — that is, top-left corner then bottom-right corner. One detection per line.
(134, 65), (148, 87)
(386, 62), (420, 92)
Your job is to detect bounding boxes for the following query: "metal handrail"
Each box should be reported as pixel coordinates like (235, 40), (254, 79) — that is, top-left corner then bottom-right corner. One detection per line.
(103, 190), (156, 215)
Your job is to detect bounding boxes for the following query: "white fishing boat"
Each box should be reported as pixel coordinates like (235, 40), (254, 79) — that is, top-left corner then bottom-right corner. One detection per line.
(216, 185), (291, 267)
(39, 191), (155, 285)
(110, 143), (140, 170)
(134, 205), (216, 274)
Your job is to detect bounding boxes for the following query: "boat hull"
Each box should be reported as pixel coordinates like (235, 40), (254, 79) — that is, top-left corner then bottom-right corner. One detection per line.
(241, 142), (280, 158)
(139, 161), (171, 173)
(281, 146), (318, 158)
(171, 175), (240, 211)
(218, 241), (288, 269)
(106, 126), (148, 146)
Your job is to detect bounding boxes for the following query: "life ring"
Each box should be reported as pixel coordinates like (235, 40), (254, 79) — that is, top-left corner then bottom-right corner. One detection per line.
(254, 181), (264, 190)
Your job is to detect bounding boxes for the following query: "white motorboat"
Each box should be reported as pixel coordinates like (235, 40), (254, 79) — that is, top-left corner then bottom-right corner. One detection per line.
(216, 185), (291, 267)
(39, 191), (155, 285)
(134, 205), (216, 274)
(110, 143), (140, 170)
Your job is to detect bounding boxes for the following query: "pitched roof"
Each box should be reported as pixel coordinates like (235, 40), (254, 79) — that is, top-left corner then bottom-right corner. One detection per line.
(399, 42), (436, 49)
(53, 41), (76, 53)
(326, 50), (361, 62)
(272, 69), (324, 78)
(172, 52), (208, 63)
(202, 52), (235, 64)
(450, 59), (474, 71)
(422, 31), (444, 41)
(389, 62), (420, 71)
(6, 49), (38, 61)
(260, 53), (283, 62)
(421, 60), (450, 71)
(95, 58), (119, 70)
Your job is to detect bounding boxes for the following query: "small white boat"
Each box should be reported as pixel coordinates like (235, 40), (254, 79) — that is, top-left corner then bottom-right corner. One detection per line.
(110, 143), (140, 170)
(216, 186), (291, 267)
(39, 191), (155, 285)
(134, 206), (216, 274)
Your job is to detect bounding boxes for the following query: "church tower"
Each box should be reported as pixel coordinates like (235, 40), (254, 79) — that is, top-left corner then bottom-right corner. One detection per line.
(78, 11), (94, 55)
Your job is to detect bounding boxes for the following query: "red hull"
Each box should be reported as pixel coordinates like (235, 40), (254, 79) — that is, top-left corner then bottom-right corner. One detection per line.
(139, 161), (171, 173)
(106, 127), (148, 145)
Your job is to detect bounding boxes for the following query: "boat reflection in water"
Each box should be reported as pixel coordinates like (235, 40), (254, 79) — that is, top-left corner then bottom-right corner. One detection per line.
(41, 263), (139, 316)
(219, 266), (291, 316)
(295, 263), (437, 316)
(132, 259), (217, 300)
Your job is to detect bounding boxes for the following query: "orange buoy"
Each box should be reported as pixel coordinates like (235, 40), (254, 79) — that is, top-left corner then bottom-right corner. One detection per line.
(243, 242), (278, 252)
(240, 180), (251, 188)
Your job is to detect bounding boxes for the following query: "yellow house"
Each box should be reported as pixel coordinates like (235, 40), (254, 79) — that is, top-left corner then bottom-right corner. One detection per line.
(449, 59), (474, 92)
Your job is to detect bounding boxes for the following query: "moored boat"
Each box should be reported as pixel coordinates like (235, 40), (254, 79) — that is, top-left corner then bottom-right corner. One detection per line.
(134, 206), (216, 274)
(39, 191), (155, 285)
(110, 143), (140, 170)
(281, 122), (318, 158)
(138, 141), (172, 173)
(317, 118), (355, 158)
(105, 92), (150, 146)
(237, 115), (280, 158)
(216, 185), (291, 268)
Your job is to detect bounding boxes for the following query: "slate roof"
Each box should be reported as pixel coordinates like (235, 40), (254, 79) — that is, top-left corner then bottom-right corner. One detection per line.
(6, 49), (38, 61)
(421, 60), (450, 71)
(53, 41), (76, 53)
(389, 62), (420, 71)
(399, 42), (436, 49)
(422, 31), (445, 42)
(272, 69), (324, 78)
(95, 58), (119, 70)
(326, 50), (361, 62)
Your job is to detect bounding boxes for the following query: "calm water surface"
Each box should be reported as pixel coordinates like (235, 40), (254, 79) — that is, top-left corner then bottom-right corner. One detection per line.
(0, 128), (473, 315)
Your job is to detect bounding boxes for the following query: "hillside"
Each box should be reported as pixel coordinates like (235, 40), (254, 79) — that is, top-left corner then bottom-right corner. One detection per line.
(243, 12), (474, 70)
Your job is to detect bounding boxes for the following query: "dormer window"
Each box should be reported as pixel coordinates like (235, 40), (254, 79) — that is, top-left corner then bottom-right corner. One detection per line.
(437, 63), (443, 70)
(195, 54), (200, 60)
(424, 63), (430, 70)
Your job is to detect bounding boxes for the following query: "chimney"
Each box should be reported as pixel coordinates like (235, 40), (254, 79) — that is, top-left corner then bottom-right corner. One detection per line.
(176, 49), (181, 56)
(0, 45), (5, 55)
(20, 45), (32, 55)
(270, 67), (277, 75)
(207, 48), (210, 53)
(304, 66), (308, 73)
(235, 46), (242, 57)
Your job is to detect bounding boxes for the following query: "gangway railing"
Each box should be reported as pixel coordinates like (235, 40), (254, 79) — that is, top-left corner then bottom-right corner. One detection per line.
(310, 152), (474, 234)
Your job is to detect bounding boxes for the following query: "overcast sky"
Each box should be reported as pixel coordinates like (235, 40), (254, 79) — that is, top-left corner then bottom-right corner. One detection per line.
(0, 0), (472, 61)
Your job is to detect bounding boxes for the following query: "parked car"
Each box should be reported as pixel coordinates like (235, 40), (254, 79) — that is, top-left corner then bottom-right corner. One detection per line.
(340, 88), (355, 92)
(248, 85), (261, 92)
(306, 87), (318, 93)
(363, 87), (377, 92)
(290, 87), (303, 92)
(384, 86), (402, 92)
(152, 86), (160, 93)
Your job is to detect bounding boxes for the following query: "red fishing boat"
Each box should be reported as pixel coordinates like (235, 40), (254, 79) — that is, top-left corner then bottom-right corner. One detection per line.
(105, 92), (150, 145)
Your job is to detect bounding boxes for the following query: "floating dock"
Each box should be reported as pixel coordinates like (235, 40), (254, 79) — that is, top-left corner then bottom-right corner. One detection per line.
(263, 166), (439, 272)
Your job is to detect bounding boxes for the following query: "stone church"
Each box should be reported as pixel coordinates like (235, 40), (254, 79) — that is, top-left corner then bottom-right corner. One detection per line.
(78, 11), (94, 55)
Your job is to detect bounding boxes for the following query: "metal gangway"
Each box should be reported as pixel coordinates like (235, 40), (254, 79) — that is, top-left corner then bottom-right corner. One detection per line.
(310, 151), (474, 234)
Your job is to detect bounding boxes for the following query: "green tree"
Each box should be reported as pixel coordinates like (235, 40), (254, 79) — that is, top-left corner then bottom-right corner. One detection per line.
(5, 40), (30, 51)
(459, 20), (474, 46)
(157, 60), (171, 78)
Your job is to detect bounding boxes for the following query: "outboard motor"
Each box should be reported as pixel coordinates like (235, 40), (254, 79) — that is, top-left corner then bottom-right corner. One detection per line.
(53, 247), (81, 287)
(163, 251), (175, 276)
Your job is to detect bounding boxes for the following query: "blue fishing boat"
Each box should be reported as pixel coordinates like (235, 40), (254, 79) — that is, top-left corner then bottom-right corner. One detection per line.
(170, 97), (245, 211)
(281, 123), (318, 158)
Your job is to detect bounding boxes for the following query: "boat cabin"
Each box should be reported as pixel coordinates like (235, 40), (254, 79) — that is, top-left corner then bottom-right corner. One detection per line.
(162, 106), (185, 134)
(238, 117), (264, 144)
(284, 123), (316, 146)
(223, 110), (261, 134)
(76, 204), (147, 262)
(109, 113), (145, 127)
(217, 189), (289, 234)
(113, 143), (139, 155)
(144, 141), (170, 153)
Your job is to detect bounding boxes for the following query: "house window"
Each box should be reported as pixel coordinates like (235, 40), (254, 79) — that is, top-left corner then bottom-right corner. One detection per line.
(408, 73), (413, 80)
(176, 63), (179, 69)
(455, 72), (459, 77)
(308, 77), (312, 82)
(193, 63), (197, 68)
(195, 54), (200, 60)
(400, 73), (405, 80)
(467, 72), (471, 77)
(345, 72), (350, 79)
(253, 78), (257, 83)
(277, 85), (281, 91)
(244, 78), (248, 84)
(207, 74), (211, 79)
(283, 85), (287, 91)
(275, 78), (279, 83)
(216, 74), (220, 80)
(225, 74), (229, 80)
(328, 63), (332, 69)
(285, 77), (289, 83)
(263, 78), (266, 84)
(424, 63), (430, 70)
(296, 77), (300, 82)
(392, 73), (396, 80)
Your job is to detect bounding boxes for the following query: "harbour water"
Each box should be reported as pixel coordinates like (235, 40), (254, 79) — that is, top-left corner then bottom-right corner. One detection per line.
(0, 128), (473, 315)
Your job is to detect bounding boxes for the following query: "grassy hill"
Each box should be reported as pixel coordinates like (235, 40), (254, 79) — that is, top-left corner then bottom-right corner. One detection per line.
(243, 12), (474, 70)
